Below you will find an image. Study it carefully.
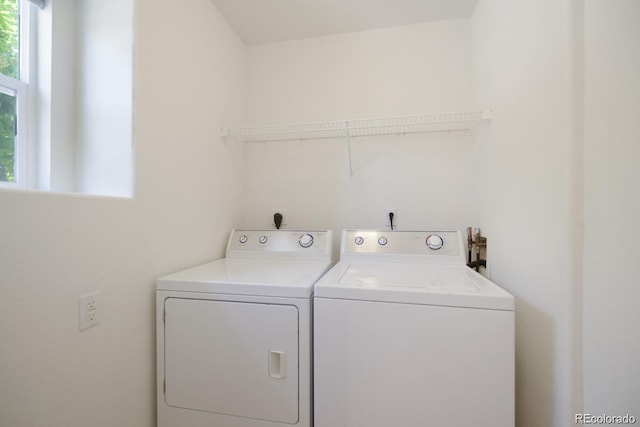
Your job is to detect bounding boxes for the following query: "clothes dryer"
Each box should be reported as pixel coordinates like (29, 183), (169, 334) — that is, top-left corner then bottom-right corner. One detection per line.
(157, 229), (333, 427)
(314, 230), (514, 427)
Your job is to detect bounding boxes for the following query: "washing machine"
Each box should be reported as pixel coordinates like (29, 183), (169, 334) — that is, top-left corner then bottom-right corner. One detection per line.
(157, 229), (333, 427)
(314, 230), (514, 427)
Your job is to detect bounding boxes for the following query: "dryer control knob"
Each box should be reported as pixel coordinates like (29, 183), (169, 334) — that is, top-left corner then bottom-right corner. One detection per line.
(426, 234), (444, 250)
(378, 236), (388, 246)
(238, 235), (248, 244)
(354, 236), (364, 246)
(299, 234), (314, 248)
(259, 235), (268, 245)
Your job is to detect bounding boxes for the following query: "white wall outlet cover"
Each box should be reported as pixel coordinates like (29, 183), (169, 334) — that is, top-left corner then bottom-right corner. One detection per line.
(79, 291), (101, 330)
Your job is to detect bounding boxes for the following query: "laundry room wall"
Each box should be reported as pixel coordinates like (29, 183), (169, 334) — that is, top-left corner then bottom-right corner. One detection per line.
(74, 0), (133, 196)
(0, 0), (246, 426)
(583, 0), (640, 416)
(471, 0), (582, 426)
(241, 19), (478, 237)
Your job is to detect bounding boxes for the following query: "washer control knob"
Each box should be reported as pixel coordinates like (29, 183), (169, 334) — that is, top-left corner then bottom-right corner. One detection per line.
(378, 236), (388, 246)
(238, 235), (248, 244)
(354, 236), (365, 246)
(258, 235), (268, 245)
(299, 233), (314, 248)
(426, 234), (444, 250)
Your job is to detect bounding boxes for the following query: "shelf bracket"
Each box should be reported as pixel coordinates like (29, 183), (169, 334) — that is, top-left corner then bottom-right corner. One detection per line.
(345, 121), (353, 179)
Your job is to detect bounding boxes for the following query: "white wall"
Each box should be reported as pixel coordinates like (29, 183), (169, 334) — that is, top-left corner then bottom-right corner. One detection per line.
(471, 1), (581, 425)
(75, 0), (133, 197)
(49, 0), (78, 193)
(583, 0), (640, 415)
(243, 20), (478, 238)
(0, 0), (246, 426)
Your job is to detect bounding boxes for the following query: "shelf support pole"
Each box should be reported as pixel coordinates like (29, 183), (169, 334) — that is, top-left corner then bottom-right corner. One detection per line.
(345, 121), (353, 179)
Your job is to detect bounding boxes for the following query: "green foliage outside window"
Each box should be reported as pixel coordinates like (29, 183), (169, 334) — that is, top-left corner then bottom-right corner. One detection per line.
(0, 0), (19, 182)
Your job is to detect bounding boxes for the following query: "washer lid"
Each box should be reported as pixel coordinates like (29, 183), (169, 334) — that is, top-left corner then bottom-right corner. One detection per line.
(157, 258), (333, 298)
(315, 262), (514, 310)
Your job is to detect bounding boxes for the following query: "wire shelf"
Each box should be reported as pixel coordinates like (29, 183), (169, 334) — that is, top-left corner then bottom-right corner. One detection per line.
(221, 111), (493, 143)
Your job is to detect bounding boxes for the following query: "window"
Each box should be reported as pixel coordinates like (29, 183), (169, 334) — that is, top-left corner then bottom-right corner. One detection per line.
(0, 0), (133, 196)
(0, 0), (28, 187)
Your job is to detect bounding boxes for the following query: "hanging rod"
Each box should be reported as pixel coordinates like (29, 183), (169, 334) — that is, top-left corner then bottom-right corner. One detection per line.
(220, 110), (493, 143)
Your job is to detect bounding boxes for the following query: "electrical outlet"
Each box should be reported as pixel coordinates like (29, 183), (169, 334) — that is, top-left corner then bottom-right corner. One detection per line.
(79, 292), (101, 330)
(272, 209), (287, 228)
(385, 208), (397, 230)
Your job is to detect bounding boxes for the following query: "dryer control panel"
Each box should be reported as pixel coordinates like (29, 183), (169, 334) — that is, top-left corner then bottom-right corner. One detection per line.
(227, 229), (333, 261)
(341, 230), (465, 265)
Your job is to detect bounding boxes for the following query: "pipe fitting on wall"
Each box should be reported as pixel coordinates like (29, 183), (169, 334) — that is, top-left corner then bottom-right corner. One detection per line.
(466, 227), (487, 273)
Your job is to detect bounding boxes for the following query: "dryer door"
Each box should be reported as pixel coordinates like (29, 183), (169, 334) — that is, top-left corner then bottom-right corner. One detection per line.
(164, 298), (299, 423)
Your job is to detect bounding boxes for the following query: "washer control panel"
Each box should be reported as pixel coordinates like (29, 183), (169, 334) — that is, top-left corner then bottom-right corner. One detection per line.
(227, 229), (333, 261)
(341, 230), (464, 264)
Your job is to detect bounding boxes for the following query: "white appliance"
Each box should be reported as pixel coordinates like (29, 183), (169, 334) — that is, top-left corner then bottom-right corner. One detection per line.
(157, 229), (333, 427)
(314, 230), (514, 427)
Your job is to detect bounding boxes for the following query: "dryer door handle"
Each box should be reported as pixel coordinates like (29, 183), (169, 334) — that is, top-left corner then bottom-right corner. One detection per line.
(268, 350), (287, 379)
